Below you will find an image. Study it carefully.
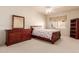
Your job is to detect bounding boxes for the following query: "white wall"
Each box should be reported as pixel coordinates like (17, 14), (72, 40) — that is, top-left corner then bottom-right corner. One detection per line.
(0, 7), (45, 45)
(46, 9), (79, 36)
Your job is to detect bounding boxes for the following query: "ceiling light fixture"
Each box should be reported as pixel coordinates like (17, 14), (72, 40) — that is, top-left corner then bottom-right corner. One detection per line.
(45, 6), (53, 14)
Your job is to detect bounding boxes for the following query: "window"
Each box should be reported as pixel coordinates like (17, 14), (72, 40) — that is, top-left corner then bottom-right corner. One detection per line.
(50, 15), (67, 29)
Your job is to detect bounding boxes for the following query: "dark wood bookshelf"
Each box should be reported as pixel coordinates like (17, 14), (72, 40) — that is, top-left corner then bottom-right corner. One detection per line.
(70, 18), (79, 39)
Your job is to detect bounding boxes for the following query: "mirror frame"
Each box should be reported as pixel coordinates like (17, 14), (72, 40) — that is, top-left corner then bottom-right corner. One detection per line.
(12, 15), (25, 29)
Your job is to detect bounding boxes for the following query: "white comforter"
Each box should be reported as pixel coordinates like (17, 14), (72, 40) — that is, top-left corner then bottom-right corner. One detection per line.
(32, 29), (59, 40)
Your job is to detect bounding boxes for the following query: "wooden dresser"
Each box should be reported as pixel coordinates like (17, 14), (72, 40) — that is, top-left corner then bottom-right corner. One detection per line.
(6, 28), (32, 46)
(70, 18), (79, 39)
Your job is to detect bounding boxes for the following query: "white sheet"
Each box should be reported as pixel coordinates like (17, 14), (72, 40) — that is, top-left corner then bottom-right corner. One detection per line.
(32, 29), (59, 40)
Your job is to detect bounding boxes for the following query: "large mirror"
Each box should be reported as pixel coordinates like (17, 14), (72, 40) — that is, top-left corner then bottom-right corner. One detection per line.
(12, 15), (25, 29)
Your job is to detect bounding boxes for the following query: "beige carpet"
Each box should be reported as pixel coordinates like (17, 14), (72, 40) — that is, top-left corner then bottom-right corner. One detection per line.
(0, 36), (79, 53)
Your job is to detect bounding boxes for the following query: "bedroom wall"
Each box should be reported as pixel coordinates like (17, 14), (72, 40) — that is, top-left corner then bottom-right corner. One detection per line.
(46, 9), (79, 36)
(0, 7), (45, 45)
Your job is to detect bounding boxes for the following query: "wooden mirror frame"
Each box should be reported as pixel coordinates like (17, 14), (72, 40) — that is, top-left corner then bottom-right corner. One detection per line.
(12, 15), (25, 29)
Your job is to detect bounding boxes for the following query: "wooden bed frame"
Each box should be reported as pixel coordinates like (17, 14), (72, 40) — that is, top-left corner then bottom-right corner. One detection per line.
(31, 26), (61, 44)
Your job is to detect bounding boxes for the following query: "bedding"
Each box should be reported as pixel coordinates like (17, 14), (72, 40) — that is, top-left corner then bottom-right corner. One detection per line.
(32, 28), (60, 40)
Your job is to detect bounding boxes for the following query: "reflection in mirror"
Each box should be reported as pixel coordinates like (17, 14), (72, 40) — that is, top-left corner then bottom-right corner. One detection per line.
(12, 15), (25, 29)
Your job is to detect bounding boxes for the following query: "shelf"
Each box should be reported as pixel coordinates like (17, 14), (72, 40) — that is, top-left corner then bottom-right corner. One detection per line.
(70, 26), (76, 28)
(70, 34), (76, 36)
(71, 19), (76, 22)
(71, 22), (76, 24)
(70, 30), (76, 32)
(70, 33), (76, 35)
(70, 35), (75, 38)
(71, 23), (76, 26)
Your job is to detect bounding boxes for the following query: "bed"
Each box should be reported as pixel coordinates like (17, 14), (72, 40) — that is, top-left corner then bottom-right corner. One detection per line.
(31, 26), (61, 44)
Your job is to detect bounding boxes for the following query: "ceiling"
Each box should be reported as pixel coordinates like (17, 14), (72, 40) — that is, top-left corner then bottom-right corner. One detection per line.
(33, 6), (79, 15)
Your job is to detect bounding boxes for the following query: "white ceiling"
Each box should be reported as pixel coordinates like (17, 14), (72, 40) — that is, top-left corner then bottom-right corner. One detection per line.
(33, 6), (79, 15)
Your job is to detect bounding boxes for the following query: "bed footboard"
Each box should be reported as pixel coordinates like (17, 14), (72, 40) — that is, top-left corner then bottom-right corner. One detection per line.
(51, 31), (61, 44)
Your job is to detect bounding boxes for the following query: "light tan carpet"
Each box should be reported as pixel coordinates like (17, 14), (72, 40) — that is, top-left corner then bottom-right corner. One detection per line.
(0, 36), (79, 53)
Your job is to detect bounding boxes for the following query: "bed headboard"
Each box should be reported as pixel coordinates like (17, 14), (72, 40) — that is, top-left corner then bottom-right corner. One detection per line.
(30, 26), (42, 30)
